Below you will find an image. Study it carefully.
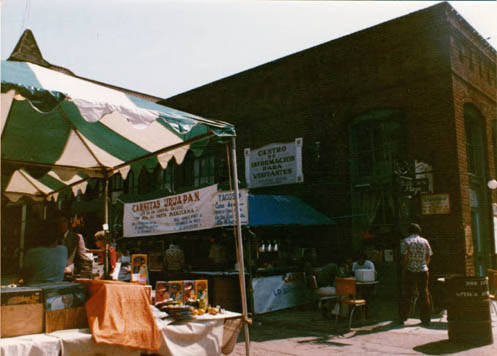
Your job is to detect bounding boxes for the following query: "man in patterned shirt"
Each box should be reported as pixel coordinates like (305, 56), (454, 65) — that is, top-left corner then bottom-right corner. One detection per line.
(398, 223), (433, 325)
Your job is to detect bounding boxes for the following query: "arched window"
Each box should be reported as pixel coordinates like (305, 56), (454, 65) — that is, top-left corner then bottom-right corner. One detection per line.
(350, 109), (406, 183)
(151, 165), (162, 190)
(124, 171), (135, 194)
(138, 168), (151, 194)
(111, 173), (123, 193)
(349, 109), (407, 233)
(464, 103), (491, 276)
(194, 155), (215, 187)
(162, 163), (175, 192)
(465, 104), (486, 180)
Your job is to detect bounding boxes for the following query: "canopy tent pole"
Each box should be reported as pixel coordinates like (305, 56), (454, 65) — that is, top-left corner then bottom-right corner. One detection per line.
(104, 177), (110, 280)
(231, 137), (250, 356)
(19, 203), (27, 268)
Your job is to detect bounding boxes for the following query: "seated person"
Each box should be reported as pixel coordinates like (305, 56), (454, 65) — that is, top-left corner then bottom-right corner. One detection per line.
(338, 257), (354, 277)
(351, 252), (376, 317)
(302, 250), (338, 297)
(21, 220), (68, 285)
(352, 252), (375, 273)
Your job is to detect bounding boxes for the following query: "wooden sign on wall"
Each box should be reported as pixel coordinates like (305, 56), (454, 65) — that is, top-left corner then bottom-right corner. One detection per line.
(421, 194), (450, 215)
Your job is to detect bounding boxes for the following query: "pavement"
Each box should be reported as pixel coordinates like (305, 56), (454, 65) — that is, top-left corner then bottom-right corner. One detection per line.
(231, 299), (497, 356)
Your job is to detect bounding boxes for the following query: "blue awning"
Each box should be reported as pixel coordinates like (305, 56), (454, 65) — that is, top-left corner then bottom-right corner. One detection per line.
(248, 194), (335, 226)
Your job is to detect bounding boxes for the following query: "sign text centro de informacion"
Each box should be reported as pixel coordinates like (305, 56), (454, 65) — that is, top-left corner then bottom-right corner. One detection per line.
(244, 138), (303, 188)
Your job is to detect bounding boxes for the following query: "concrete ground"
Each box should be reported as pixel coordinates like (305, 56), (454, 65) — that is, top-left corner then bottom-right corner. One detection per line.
(232, 299), (497, 356)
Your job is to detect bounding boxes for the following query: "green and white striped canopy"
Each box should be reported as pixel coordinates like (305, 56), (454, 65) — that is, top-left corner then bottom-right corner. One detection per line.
(1, 60), (235, 202)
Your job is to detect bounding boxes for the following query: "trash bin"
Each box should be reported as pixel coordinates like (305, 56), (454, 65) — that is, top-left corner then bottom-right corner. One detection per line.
(446, 276), (493, 345)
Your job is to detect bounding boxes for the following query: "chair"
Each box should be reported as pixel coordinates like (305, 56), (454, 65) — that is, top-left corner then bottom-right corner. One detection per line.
(487, 269), (497, 316)
(334, 277), (367, 330)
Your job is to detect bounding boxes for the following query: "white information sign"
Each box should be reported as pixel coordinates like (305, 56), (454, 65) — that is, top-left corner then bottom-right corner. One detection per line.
(244, 138), (303, 188)
(123, 185), (249, 237)
(252, 273), (311, 314)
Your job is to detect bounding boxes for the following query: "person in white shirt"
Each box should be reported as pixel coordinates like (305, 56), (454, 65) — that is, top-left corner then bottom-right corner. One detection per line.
(351, 252), (376, 317)
(352, 253), (375, 272)
(399, 223), (433, 326)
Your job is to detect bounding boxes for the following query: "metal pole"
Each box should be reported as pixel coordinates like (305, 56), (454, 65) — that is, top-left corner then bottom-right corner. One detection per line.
(19, 203), (27, 268)
(231, 137), (250, 356)
(104, 178), (110, 280)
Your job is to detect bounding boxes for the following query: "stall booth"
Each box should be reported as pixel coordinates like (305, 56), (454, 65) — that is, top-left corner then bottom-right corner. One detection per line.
(120, 185), (250, 312)
(1, 59), (250, 355)
(120, 190), (335, 315)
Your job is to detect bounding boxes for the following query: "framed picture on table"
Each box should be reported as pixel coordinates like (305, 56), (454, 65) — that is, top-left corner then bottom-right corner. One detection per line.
(131, 254), (149, 285)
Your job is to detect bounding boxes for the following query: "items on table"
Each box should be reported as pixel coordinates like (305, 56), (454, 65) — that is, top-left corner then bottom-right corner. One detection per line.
(155, 281), (170, 304)
(154, 279), (208, 310)
(168, 281), (184, 303)
(195, 279), (208, 310)
(183, 280), (196, 304)
(131, 254), (149, 285)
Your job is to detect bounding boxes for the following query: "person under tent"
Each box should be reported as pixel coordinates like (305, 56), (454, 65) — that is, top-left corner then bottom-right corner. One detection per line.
(21, 220), (68, 285)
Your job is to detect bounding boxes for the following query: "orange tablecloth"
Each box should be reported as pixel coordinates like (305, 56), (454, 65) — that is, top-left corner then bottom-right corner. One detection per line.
(76, 280), (161, 352)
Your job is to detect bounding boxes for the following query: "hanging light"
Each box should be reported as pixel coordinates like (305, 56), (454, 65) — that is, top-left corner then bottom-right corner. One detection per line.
(488, 179), (497, 190)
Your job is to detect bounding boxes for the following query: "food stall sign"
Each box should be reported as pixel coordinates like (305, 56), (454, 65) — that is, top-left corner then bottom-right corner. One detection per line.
(123, 185), (249, 237)
(214, 190), (249, 227)
(244, 138), (303, 188)
(421, 193), (450, 215)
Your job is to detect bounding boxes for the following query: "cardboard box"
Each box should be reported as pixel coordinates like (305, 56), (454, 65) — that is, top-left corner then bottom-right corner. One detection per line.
(1, 286), (44, 337)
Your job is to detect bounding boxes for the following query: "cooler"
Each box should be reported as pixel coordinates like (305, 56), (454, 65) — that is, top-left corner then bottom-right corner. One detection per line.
(31, 282), (88, 332)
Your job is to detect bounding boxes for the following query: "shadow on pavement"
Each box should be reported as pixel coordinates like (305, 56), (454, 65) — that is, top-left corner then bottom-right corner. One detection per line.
(413, 339), (489, 355)
(297, 337), (352, 347)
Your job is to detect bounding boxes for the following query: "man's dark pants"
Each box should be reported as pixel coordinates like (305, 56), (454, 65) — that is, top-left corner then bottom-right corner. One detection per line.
(399, 270), (431, 323)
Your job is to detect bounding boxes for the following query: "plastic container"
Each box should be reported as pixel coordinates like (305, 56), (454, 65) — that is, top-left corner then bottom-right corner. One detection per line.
(354, 269), (375, 282)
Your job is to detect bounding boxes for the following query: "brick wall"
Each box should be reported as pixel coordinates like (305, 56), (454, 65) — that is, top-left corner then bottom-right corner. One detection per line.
(162, 3), (496, 274)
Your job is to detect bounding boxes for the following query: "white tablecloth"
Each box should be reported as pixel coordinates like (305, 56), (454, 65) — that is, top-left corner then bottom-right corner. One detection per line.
(1, 309), (243, 356)
(49, 329), (141, 356)
(0, 333), (60, 356)
(152, 307), (242, 356)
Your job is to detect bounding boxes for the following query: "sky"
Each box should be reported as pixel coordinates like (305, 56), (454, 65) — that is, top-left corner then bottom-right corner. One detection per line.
(1, 0), (496, 99)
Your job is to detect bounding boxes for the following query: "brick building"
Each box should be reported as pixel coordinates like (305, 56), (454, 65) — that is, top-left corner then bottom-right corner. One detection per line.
(161, 3), (497, 276)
